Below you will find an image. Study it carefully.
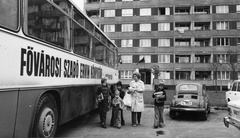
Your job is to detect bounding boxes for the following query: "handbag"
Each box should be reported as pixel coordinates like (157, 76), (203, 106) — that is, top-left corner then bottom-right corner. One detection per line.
(123, 90), (132, 107)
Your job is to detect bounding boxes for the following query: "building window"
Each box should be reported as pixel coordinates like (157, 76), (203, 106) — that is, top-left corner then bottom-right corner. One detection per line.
(120, 70), (133, 79)
(121, 39), (133, 47)
(159, 71), (170, 79)
(122, 0), (133, 1)
(121, 24), (133, 32)
(176, 71), (191, 80)
(175, 38), (191, 46)
(216, 54), (229, 63)
(140, 39), (151, 47)
(122, 9), (133, 16)
(237, 5), (240, 13)
(158, 55), (170, 63)
(194, 38), (210, 47)
(104, 10), (115, 17)
(195, 55), (211, 63)
(175, 55), (191, 63)
(175, 22), (191, 31)
(158, 39), (170, 47)
(103, 25), (115, 32)
(140, 24), (151, 31)
(140, 8), (151, 16)
(216, 21), (229, 30)
(175, 7), (190, 14)
(216, 38), (229, 46)
(195, 71), (211, 80)
(87, 0), (100, 3)
(194, 6), (210, 14)
(121, 55), (132, 63)
(238, 38), (240, 45)
(159, 7), (170, 15)
(140, 55), (151, 63)
(237, 22), (240, 29)
(194, 22), (210, 30)
(216, 6), (229, 13)
(217, 71), (230, 80)
(158, 23), (170, 31)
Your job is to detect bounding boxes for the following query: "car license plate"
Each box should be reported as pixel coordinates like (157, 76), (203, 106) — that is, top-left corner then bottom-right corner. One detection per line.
(181, 101), (192, 106)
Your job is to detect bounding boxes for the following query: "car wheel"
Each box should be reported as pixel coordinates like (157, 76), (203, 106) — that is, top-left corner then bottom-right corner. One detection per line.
(201, 110), (208, 121)
(32, 94), (58, 138)
(170, 111), (177, 119)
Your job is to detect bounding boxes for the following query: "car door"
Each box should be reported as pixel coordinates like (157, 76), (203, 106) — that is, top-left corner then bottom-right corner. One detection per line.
(227, 81), (240, 102)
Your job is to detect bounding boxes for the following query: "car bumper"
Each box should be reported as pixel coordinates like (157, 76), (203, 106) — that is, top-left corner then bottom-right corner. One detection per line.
(223, 116), (240, 130)
(170, 107), (206, 112)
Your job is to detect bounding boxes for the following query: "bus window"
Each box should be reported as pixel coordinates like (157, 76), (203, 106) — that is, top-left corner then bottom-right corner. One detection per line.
(53, 0), (71, 14)
(73, 22), (91, 58)
(85, 20), (94, 33)
(74, 9), (85, 26)
(93, 38), (106, 64)
(25, 0), (70, 50)
(0, 0), (18, 30)
(106, 49), (114, 67)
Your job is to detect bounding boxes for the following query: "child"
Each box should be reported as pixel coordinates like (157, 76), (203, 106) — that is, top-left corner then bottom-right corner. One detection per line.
(152, 83), (167, 128)
(111, 90), (124, 129)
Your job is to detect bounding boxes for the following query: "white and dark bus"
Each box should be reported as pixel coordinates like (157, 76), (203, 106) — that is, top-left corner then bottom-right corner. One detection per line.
(0, 0), (118, 137)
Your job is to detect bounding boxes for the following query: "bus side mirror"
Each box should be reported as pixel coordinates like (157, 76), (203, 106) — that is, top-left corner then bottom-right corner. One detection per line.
(228, 83), (231, 90)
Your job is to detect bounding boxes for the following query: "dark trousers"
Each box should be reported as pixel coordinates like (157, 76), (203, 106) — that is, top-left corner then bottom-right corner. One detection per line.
(131, 112), (142, 125)
(111, 109), (125, 126)
(98, 100), (109, 126)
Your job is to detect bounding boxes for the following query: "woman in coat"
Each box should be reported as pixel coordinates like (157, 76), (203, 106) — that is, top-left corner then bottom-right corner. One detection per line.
(128, 71), (145, 127)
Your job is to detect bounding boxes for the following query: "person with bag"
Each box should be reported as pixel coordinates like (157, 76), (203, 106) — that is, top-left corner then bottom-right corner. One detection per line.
(128, 71), (145, 127)
(96, 77), (113, 128)
(152, 83), (167, 128)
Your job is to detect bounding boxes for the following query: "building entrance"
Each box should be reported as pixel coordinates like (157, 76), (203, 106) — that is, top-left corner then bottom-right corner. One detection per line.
(139, 69), (151, 85)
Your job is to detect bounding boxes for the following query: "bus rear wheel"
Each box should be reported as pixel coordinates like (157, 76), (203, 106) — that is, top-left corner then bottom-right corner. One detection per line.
(32, 94), (58, 138)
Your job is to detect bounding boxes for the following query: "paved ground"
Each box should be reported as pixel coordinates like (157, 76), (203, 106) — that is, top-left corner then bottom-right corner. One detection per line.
(55, 107), (240, 138)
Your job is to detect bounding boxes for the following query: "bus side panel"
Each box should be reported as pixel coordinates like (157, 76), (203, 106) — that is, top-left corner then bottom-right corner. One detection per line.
(59, 85), (98, 125)
(14, 89), (43, 138)
(0, 90), (18, 138)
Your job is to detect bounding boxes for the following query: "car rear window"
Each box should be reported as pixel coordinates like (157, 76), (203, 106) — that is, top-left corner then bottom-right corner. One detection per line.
(179, 84), (198, 91)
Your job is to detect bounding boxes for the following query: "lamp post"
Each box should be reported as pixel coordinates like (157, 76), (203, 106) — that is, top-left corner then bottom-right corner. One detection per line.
(219, 59), (223, 92)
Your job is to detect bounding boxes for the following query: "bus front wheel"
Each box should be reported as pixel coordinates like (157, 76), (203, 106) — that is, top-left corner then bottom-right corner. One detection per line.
(33, 94), (58, 138)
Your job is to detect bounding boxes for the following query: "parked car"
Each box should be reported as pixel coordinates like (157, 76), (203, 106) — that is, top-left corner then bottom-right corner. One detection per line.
(170, 83), (210, 120)
(226, 80), (240, 102)
(223, 100), (240, 130)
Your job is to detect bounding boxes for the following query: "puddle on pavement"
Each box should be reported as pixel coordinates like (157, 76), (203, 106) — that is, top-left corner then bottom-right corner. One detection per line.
(156, 130), (165, 136)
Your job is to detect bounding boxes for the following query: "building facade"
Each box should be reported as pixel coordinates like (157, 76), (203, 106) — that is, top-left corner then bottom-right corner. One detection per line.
(85, 0), (240, 89)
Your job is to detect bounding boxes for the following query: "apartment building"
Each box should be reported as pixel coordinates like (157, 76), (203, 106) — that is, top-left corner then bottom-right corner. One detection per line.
(85, 0), (240, 89)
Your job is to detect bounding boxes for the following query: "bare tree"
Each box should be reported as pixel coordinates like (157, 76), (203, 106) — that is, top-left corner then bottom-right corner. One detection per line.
(208, 61), (223, 92)
(225, 48), (240, 81)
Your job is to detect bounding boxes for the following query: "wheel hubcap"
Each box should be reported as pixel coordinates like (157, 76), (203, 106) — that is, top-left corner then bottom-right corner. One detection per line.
(39, 108), (55, 137)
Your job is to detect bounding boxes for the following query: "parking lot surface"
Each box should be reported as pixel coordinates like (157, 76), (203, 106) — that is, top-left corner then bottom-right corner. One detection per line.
(56, 107), (240, 138)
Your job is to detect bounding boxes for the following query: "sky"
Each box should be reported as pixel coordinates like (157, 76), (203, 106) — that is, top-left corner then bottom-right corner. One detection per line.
(72, 0), (84, 11)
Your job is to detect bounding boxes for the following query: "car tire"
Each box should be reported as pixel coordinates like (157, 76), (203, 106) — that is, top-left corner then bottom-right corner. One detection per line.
(170, 111), (177, 119)
(201, 110), (208, 121)
(32, 94), (58, 138)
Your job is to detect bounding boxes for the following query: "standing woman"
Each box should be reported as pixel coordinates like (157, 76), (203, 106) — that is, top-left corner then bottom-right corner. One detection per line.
(96, 77), (112, 128)
(128, 71), (145, 127)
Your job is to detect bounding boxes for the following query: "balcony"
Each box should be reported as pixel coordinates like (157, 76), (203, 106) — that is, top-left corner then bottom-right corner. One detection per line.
(194, 6), (210, 14)
(175, 7), (190, 15)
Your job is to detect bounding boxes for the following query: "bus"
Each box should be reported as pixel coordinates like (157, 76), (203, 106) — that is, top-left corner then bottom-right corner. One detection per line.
(0, 0), (118, 137)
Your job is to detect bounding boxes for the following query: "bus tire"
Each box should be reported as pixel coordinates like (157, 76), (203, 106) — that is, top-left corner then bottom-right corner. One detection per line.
(32, 93), (58, 138)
